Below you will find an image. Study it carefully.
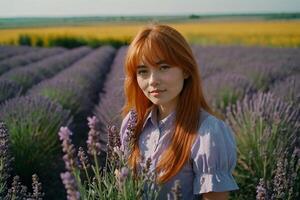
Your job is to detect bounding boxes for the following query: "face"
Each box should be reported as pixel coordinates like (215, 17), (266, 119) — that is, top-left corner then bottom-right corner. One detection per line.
(136, 59), (187, 112)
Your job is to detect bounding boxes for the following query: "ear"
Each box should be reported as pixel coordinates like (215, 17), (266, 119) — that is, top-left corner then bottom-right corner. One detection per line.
(183, 72), (189, 79)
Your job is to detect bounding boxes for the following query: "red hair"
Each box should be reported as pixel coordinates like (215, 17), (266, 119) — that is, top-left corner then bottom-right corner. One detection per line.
(122, 24), (215, 184)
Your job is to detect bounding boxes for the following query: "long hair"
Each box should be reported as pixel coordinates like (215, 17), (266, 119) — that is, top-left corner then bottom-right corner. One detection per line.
(122, 24), (215, 184)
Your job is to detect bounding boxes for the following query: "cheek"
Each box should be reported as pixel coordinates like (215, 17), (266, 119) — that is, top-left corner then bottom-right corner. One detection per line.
(137, 77), (147, 91)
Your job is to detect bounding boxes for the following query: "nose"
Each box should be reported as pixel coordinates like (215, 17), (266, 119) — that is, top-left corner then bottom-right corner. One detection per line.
(149, 71), (160, 87)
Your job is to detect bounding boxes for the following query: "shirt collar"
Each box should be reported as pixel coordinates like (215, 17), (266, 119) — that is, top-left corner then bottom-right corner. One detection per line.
(142, 105), (176, 129)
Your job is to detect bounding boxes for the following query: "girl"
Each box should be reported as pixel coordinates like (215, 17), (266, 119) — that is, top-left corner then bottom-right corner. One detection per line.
(119, 24), (239, 200)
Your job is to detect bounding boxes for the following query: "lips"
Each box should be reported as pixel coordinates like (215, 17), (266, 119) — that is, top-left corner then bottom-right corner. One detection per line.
(149, 89), (166, 93)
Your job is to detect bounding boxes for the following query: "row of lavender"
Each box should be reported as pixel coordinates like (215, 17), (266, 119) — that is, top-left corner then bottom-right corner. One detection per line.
(0, 45), (42, 60)
(93, 45), (300, 199)
(0, 47), (92, 104)
(0, 46), (116, 199)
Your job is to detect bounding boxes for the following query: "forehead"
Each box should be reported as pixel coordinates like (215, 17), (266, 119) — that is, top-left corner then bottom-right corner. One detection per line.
(138, 57), (167, 67)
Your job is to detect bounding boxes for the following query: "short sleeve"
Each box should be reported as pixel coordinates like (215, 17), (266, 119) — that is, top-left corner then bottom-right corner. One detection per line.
(191, 115), (239, 194)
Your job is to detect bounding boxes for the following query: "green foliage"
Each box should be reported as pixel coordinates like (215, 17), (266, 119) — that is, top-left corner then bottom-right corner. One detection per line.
(226, 92), (299, 199)
(48, 36), (87, 49)
(18, 34), (32, 46)
(35, 37), (44, 47)
(47, 36), (130, 49)
(216, 87), (240, 111)
(39, 86), (83, 115)
(15, 34), (130, 49)
(0, 96), (72, 186)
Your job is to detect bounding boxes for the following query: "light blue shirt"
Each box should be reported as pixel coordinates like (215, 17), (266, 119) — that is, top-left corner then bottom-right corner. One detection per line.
(119, 106), (239, 200)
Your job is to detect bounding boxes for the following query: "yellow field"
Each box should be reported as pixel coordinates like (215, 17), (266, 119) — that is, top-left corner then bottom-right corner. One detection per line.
(1, 20), (300, 47)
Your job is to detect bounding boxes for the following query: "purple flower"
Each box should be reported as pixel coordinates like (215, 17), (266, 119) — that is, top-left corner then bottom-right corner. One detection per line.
(115, 167), (129, 184)
(60, 171), (80, 200)
(58, 126), (77, 171)
(256, 178), (268, 200)
(0, 121), (14, 196)
(77, 147), (90, 170)
(87, 116), (97, 130)
(59, 126), (73, 141)
(86, 116), (101, 156)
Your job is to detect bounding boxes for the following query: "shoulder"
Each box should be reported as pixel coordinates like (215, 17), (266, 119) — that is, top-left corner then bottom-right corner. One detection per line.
(199, 111), (235, 143)
(190, 110), (239, 194)
(191, 111), (237, 157)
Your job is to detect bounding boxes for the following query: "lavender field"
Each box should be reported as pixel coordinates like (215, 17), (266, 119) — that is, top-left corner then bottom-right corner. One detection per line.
(0, 45), (299, 199)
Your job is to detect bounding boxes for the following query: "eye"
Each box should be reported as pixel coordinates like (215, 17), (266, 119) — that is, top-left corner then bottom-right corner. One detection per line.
(137, 69), (148, 76)
(159, 65), (170, 71)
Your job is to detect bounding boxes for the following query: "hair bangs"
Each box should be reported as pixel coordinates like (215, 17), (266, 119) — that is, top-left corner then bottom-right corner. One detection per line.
(127, 35), (179, 75)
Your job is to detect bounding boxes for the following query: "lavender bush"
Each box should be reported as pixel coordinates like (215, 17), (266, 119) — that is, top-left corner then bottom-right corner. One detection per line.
(269, 74), (300, 105)
(28, 46), (116, 115)
(94, 46), (127, 148)
(0, 95), (72, 188)
(58, 113), (161, 200)
(255, 147), (300, 200)
(192, 45), (247, 79)
(203, 72), (256, 112)
(0, 79), (22, 104)
(0, 121), (44, 199)
(0, 45), (39, 60)
(225, 92), (300, 199)
(192, 45), (300, 90)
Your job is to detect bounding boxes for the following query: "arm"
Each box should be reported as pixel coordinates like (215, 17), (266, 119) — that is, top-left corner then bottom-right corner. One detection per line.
(202, 192), (229, 200)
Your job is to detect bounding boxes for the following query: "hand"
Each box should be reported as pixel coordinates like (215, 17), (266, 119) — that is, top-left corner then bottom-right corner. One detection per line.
(202, 192), (229, 200)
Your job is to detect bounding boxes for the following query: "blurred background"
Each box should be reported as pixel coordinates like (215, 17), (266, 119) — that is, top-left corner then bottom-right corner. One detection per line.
(0, 1), (299, 200)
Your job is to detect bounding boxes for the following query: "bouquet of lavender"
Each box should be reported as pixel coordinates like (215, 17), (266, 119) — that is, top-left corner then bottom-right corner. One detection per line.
(58, 112), (160, 200)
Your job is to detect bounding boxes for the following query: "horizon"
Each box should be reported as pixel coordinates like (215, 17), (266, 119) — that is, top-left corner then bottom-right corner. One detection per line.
(0, 11), (300, 19)
(1, 0), (300, 18)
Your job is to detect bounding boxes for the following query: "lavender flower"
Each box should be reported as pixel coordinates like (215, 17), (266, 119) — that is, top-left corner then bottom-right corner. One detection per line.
(77, 147), (90, 170)
(30, 174), (44, 200)
(107, 124), (121, 160)
(6, 176), (28, 199)
(272, 155), (287, 199)
(58, 126), (77, 171)
(123, 110), (138, 156)
(86, 116), (102, 156)
(0, 121), (13, 196)
(115, 167), (129, 182)
(256, 178), (268, 200)
(60, 171), (80, 200)
(115, 167), (130, 189)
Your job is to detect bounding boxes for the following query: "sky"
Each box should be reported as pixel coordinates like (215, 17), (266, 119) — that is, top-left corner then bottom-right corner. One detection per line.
(1, 0), (300, 18)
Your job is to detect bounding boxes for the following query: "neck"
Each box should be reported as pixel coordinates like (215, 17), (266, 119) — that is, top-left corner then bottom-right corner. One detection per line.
(157, 104), (176, 121)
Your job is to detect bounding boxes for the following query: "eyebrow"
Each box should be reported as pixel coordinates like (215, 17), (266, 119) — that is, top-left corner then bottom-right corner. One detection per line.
(137, 60), (167, 68)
